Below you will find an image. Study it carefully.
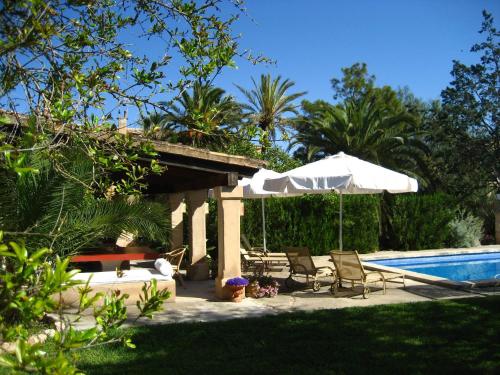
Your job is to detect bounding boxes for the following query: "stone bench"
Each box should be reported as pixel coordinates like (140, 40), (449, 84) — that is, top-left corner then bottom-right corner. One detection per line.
(70, 251), (162, 272)
(60, 269), (176, 306)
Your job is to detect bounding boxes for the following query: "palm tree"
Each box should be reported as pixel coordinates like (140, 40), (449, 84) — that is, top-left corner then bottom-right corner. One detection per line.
(142, 82), (243, 149)
(292, 97), (429, 179)
(0, 147), (170, 257)
(236, 74), (306, 149)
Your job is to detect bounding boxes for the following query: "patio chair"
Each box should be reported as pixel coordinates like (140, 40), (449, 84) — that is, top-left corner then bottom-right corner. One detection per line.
(284, 247), (335, 291)
(241, 234), (286, 257)
(241, 248), (266, 275)
(163, 246), (187, 287)
(329, 250), (405, 299)
(241, 234), (288, 272)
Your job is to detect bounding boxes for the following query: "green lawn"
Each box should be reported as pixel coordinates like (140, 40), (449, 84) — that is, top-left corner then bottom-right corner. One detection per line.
(76, 296), (500, 375)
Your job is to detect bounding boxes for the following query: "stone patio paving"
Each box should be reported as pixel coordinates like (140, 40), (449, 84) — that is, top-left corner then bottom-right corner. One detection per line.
(70, 253), (498, 329)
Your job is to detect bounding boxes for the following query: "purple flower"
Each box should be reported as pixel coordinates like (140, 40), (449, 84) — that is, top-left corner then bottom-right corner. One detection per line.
(226, 277), (249, 287)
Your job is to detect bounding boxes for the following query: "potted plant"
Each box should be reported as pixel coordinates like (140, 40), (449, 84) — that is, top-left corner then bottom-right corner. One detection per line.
(224, 277), (249, 302)
(245, 276), (280, 298)
(245, 279), (260, 298)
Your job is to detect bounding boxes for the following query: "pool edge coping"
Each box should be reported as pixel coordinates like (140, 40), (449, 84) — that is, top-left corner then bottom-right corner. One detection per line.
(361, 247), (500, 290)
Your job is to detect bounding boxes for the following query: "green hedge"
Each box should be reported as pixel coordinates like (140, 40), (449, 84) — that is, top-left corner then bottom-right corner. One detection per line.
(386, 193), (457, 250)
(240, 194), (380, 255)
(206, 192), (460, 255)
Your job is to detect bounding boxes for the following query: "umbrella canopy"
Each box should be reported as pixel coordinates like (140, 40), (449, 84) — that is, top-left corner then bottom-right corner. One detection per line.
(263, 152), (418, 194)
(263, 152), (418, 250)
(238, 168), (300, 251)
(238, 168), (286, 198)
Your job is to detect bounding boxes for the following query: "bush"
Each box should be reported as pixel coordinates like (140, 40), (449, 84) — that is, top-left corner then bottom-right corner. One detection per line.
(240, 193), (380, 254)
(208, 192), (472, 254)
(0, 233), (170, 374)
(447, 210), (484, 248)
(387, 193), (456, 250)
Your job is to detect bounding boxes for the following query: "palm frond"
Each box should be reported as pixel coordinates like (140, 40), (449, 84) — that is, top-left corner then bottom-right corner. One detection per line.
(237, 74), (306, 147)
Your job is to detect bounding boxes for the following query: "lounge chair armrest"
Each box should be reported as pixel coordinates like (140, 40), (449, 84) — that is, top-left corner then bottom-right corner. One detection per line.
(266, 252), (287, 257)
(247, 252), (265, 261)
(316, 266), (335, 274)
(293, 264), (309, 273)
(365, 271), (385, 282)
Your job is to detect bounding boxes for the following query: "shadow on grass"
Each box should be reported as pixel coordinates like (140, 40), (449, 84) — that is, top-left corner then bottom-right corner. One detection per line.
(78, 296), (500, 375)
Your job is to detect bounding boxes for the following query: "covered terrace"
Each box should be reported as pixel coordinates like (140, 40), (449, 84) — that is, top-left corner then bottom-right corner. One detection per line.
(124, 127), (265, 299)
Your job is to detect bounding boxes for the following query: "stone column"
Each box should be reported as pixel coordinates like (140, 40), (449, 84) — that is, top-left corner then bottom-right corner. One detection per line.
(117, 110), (128, 134)
(186, 189), (209, 280)
(214, 185), (244, 299)
(168, 193), (185, 250)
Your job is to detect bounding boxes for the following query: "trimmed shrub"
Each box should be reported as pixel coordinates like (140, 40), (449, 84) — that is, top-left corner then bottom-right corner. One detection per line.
(387, 193), (456, 250)
(447, 210), (483, 248)
(207, 192), (465, 255)
(240, 193), (380, 255)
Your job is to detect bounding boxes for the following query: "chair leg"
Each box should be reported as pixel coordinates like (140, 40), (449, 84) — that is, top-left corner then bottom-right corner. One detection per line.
(258, 263), (265, 276)
(312, 276), (321, 292)
(285, 274), (295, 290)
(362, 282), (370, 299)
(176, 272), (186, 288)
(330, 276), (339, 295)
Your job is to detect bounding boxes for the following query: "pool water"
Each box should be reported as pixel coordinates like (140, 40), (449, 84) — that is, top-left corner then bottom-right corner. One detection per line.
(371, 252), (500, 282)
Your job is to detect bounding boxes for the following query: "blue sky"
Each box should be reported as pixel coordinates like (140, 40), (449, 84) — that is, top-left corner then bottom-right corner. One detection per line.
(2, 0), (498, 127)
(213, 0), (499, 105)
(118, 0), (498, 127)
(124, 0), (500, 126)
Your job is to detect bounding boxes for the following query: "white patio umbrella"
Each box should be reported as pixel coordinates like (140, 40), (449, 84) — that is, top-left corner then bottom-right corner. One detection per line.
(263, 152), (418, 250)
(238, 168), (298, 252)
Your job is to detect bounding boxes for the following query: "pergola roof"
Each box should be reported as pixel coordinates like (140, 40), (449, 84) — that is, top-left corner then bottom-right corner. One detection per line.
(138, 136), (265, 193)
(0, 109), (266, 194)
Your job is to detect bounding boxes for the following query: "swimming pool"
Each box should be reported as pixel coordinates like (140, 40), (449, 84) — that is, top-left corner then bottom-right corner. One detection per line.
(371, 252), (500, 282)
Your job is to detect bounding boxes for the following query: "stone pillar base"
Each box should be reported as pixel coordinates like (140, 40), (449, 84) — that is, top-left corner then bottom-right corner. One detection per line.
(215, 277), (246, 300)
(215, 277), (230, 299)
(187, 260), (210, 281)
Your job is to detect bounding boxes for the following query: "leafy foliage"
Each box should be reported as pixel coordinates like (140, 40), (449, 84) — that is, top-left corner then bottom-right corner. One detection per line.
(246, 276), (280, 298)
(330, 62), (408, 113)
(0, 148), (170, 257)
(0, 0), (268, 199)
(293, 97), (429, 181)
(430, 11), (499, 197)
(386, 193), (456, 250)
(142, 82), (243, 149)
(237, 74), (306, 149)
(331, 62), (376, 103)
(0, 235), (171, 374)
(241, 194), (380, 254)
(0, 0), (261, 119)
(0, 237), (79, 333)
(447, 210), (484, 248)
(135, 279), (171, 320)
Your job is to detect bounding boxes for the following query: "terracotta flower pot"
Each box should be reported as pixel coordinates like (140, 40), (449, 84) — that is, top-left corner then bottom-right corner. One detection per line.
(245, 281), (260, 298)
(225, 285), (245, 302)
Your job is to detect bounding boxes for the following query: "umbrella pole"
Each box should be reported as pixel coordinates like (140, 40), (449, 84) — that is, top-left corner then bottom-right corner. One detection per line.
(261, 198), (267, 252)
(339, 191), (343, 251)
